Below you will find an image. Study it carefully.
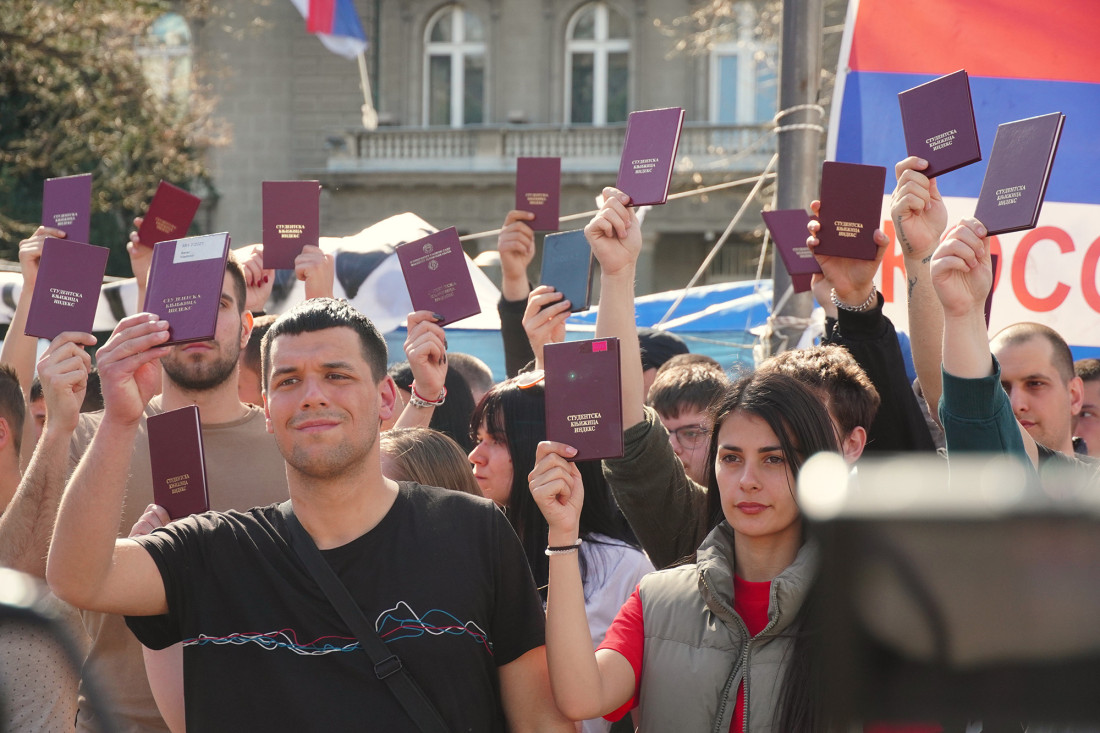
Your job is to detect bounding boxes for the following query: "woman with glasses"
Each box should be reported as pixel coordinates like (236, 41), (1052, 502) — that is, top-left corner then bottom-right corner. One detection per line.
(468, 372), (653, 733)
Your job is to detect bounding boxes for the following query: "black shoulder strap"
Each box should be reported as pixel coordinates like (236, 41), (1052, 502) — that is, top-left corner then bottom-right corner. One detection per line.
(278, 501), (449, 733)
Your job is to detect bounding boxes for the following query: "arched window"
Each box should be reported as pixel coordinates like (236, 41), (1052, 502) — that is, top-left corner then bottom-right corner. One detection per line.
(424, 5), (486, 127)
(565, 2), (630, 125)
(136, 12), (193, 108)
(709, 3), (777, 124)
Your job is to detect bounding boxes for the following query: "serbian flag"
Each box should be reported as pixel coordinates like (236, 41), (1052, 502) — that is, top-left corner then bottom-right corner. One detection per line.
(290, 0), (368, 59)
(829, 0), (1100, 358)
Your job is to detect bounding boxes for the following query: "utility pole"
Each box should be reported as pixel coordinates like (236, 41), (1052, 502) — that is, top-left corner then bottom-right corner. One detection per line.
(768, 0), (824, 355)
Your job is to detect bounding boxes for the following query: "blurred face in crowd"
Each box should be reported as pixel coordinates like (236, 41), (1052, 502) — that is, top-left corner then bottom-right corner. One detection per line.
(161, 272), (250, 393)
(994, 336), (1082, 453)
(1073, 379), (1100, 457)
(468, 421), (513, 506)
(658, 408), (712, 485)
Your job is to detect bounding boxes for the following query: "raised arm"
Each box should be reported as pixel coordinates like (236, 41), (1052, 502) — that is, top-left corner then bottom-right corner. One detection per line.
(1, 226), (62, 397)
(808, 201), (936, 452)
(521, 285), (570, 371)
(498, 210), (538, 376)
(0, 331), (96, 576)
(393, 310), (447, 429)
(128, 217), (153, 313)
(891, 157), (949, 421)
(46, 314), (172, 615)
(588, 188), (645, 429)
(930, 219), (1037, 464)
(238, 244), (275, 314)
(529, 441), (636, 722)
(294, 244), (335, 300)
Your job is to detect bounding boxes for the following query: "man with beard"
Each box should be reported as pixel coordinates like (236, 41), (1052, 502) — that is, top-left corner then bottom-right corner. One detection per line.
(63, 257), (289, 733)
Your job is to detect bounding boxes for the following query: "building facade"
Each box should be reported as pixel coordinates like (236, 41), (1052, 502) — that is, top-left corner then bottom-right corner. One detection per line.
(186, 0), (791, 295)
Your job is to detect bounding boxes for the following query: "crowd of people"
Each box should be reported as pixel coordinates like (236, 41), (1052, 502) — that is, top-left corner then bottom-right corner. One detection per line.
(0, 152), (1094, 732)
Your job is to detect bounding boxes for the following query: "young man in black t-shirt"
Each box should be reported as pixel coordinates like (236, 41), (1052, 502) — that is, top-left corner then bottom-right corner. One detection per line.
(48, 298), (570, 732)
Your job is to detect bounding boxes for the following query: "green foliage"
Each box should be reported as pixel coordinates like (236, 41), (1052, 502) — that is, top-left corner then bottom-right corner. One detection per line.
(0, 0), (218, 275)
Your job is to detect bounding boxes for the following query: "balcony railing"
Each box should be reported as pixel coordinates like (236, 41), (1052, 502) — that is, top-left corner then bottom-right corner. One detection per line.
(325, 123), (775, 175)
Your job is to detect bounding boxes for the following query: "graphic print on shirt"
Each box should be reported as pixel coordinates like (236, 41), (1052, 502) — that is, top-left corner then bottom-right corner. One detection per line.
(376, 601), (493, 655)
(181, 602), (492, 656)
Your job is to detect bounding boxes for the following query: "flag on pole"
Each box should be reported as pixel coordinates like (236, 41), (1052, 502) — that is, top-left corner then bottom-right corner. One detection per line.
(289, 0), (368, 59)
(829, 0), (1100, 357)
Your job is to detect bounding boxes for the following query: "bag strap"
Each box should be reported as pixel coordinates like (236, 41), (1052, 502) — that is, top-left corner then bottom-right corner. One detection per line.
(278, 501), (449, 733)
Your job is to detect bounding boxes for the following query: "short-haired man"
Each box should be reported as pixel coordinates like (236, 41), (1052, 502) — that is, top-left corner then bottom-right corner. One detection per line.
(238, 313), (277, 406)
(1073, 358), (1100, 457)
(989, 322), (1084, 457)
(57, 258), (290, 732)
(646, 359), (729, 485)
(448, 351), (495, 405)
(48, 298), (569, 732)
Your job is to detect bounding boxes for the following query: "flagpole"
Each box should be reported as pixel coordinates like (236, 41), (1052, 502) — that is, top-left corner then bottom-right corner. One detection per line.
(357, 51), (378, 131)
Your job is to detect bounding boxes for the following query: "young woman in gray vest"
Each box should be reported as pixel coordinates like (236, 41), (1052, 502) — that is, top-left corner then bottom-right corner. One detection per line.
(529, 370), (839, 732)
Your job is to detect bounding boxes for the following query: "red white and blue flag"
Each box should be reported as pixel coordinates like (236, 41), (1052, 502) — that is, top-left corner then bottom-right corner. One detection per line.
(290, 0), (368, 59)
(829, 0), (1100, 356)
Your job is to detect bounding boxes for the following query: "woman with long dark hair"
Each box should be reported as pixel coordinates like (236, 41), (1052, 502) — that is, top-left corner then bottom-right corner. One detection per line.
(469, 374), (652, 733)
(531, 368), (838, 732)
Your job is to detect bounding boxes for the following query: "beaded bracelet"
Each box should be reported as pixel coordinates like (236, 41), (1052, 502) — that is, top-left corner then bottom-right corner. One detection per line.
(409, 383), (447, 408)
(830, 286), (878, 313)
(544, 538), (583, 556)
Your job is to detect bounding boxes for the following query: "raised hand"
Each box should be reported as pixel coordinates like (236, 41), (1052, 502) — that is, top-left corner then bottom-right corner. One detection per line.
(127, 217), (154, 293)
(238, 244), (274, 313)
(294, 244), (335, 300)
(95, 314), (171, 426)
(891, 157), (948, 262)
(585, 188), (642, 278)
(18, 225), (65, 286)
(37, 331), (97, 435)
(498, 209), (536, 301)
(403, 310), (448, 400)
(807, 199), (890, 307)
(522, 285), (570, 370)
(528, 441), (583, 545)
(930, 218), (992, 318)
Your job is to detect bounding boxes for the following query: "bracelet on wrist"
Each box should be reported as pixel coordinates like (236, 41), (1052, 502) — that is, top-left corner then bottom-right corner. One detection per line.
(408, 383), (447, 408)
(830, 286), (878, 313)
(544, 538), (583, 556)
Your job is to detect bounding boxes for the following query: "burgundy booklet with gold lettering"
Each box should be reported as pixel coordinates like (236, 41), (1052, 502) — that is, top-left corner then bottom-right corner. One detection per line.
(396, 227), (481, 326)
(137, 181), (202, 247)
(143, 233), (231, 345)
(42, 173), (93, 244)
(616, 107), (685, 206)
(898, 70), (982, 178)
(544, 337), (623, 461)
(973, 112), (1065, 236)
(813, 161), (887, 261)
(515, 158), (561, 232)
(262, 180), (321, 269)
(24, 237), (109, 340)
(149, 405), (209, 519)
(762, 209), (820, 293)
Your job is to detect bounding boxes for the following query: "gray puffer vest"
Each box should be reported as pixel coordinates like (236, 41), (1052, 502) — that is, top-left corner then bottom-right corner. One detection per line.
(635, 523), (818, 732)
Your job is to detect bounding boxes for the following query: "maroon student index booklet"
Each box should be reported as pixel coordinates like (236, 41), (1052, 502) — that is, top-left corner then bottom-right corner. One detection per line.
(143, 232), (231, 345)
(616, 107), (685, 206)
(396, 227), (481, 326)
(973, 112), (1065, 236)
(262, 180), (321, 270)
(762, 209), (820, 294)
(24, 237), (109, 340)
(515, 157), (561, 232)
(544, 337), (623, 461)
(898, 69), (982, 179)
(813, 161), (887, 261)
(42, 173), (93, 245)
(149, 405), (210, 519)
(137, 181), (202, 247)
